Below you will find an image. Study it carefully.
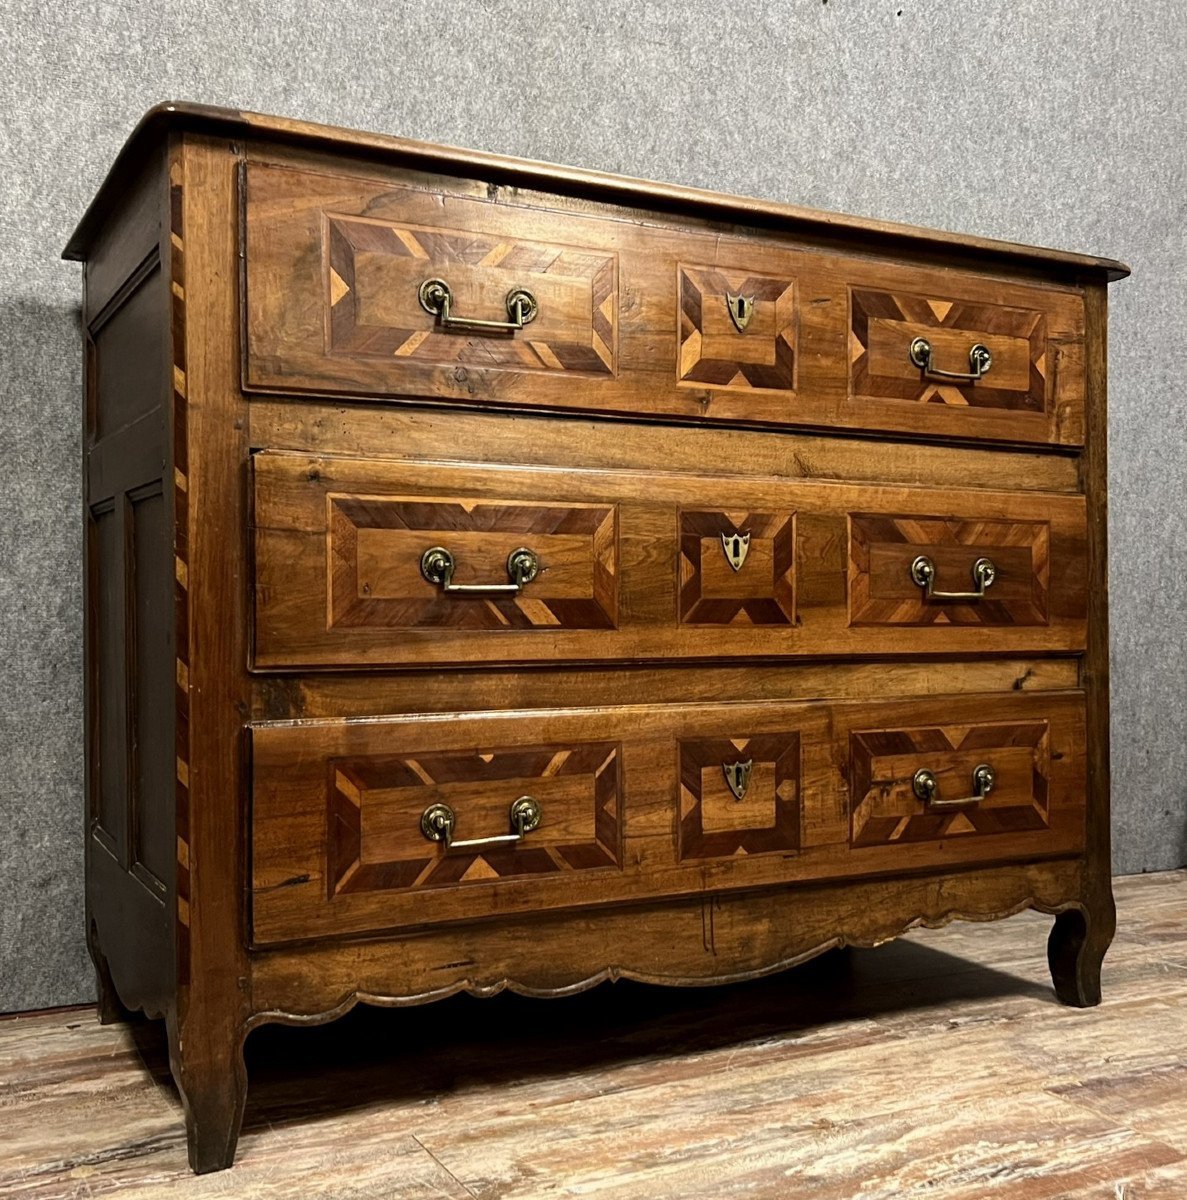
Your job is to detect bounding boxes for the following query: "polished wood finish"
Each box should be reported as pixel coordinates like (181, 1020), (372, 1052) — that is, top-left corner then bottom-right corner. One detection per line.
(4, 870), (1185, 1198)
(251, 692), (1085, 945)
(242, 160), (1088, 446)
(254, 451), (1088, 668)
(66, 104), (1126, 1173)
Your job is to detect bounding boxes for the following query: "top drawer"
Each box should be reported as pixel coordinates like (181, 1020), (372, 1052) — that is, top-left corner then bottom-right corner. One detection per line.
(242, 162), (1087, 447)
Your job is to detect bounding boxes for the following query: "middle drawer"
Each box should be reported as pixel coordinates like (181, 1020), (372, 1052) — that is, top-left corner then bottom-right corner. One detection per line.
(252, 450), (1087, 668)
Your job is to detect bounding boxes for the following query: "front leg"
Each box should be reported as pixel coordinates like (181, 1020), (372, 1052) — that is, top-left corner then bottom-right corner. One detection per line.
(167, 1013), (249, 1173)
(1048, 903), (1115, 1008)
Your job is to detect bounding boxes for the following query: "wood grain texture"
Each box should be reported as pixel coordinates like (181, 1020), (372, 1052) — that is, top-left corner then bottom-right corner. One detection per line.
(3, 870), (1181, 1197)
(254, 451), (1088, 668)
(167, 134), (253, 1174)
(243, 161), (1088, 446)
(1049, 281), (1116, 1009)
(249, 692), (1086, 945)
(67, 109), (1121, 1173)
(249, 398), (1085, 494)
(64, 102), (1131, 283)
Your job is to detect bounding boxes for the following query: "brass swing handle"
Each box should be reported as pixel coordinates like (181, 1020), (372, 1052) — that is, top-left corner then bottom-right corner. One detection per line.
(421, 546), (540, 596)
(909, 337), (993, 382)
(418, 277), (539, 334)
(912, 763), (996, 811)
(420, 796), (542, 852)
(910, 555), (997, 601)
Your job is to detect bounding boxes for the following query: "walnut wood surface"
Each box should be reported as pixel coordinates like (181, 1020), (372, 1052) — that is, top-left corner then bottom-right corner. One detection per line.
(243, 161), (1088, 446)
(68, 106), (1122, 1172)
(250, 692), (1085, 945)
(64, 102), (1131, 283)
(254, 451), (1087, 668)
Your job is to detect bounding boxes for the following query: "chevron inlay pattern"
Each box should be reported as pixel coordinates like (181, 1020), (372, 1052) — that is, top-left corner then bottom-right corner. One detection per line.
(328, 494), (618, 630)
(849, 513), (1050, 627)
(678, 733), (800, 861)
(326, 214), (617, 374)
(849, 721), (1051, 847)
(328, 742), (622, 896)
(850, 287), (1047, 410)
(677, 265), (796, 390)
(679, 509), (796, 625)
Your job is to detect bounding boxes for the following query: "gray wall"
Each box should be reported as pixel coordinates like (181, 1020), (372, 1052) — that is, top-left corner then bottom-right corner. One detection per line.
(1, 0), (1183, 1013)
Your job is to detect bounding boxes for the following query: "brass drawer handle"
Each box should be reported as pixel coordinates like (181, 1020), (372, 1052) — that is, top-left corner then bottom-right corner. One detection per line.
(909, 336), (992, 382)
(421, 546), (540, 595)
(420, 796), (542, 852)
(418, 277), (539, 334)
(910, 555), (996, 601)
(912, 763), (996, 811)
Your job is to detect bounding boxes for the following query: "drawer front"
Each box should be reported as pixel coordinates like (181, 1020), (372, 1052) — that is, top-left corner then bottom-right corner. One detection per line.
(250, 691), (1085, 945)
(242, 163), (1085, 446)
(253, 451), (1087, 668)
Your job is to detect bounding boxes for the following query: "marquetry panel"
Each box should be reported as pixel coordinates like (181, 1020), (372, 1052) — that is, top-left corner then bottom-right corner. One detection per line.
(849, 721), (1051, 848)
(328, 742), (622, 897)
(327, 494), (618, 631)
(677, 265), (796, 390)
(242, 162), (1092, 444)
(848, 514), (1051, 627)
(255, 452), (1087, 667)
(326, 213), (616, 375)
(850, 287), (1047, 412)
(678, 509), (796, 626)
(250, 691), (1086, 943)
(678, 733), (800, 861)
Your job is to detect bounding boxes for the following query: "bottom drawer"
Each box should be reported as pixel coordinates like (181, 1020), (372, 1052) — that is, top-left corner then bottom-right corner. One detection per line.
(250, 692), (1086, 945)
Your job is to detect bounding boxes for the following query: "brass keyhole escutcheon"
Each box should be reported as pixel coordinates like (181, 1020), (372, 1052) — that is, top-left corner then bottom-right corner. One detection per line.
(721, 531), (751, 572)
(722, 760), (754, 801)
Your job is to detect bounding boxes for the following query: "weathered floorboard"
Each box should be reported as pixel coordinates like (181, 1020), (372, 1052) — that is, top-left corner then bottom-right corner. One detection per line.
(0, 870), (1183, 1198)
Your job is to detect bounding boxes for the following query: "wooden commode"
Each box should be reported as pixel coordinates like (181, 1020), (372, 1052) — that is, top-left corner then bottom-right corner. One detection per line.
(66, 103), (1128, 1173)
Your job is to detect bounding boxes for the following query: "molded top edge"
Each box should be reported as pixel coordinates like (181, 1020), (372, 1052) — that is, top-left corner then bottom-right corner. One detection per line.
(62, 101), (1131, 282)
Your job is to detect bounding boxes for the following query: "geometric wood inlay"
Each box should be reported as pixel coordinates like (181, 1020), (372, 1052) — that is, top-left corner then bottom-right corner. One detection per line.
(679, 509), (796, 625)
(678, 732), (800, 860)
(329, 742), (622, 896)
(677, 265), (796, 390)
(848, 513), (1050, 627)
(327, 215), (617, 375)
(850, 287), (1048, 412)
(849, 721), (1051, 847)
(328, 494), (619, 630)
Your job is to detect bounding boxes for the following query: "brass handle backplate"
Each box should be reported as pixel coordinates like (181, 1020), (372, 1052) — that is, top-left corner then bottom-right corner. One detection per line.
(910, 555), (996, 601)
(418, 277), (538, 334)
(912, 763), (996, 811)
(421, 546), (540, 596)
(909, 336), (992, 382)
(420, 796), (542, 852)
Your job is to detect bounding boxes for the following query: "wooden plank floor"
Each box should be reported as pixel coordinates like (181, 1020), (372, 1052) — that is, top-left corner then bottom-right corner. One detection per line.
(2, 870), (1185, 1199)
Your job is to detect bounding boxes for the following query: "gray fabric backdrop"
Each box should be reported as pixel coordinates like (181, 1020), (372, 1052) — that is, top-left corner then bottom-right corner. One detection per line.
(1, 0), (1183, 1013)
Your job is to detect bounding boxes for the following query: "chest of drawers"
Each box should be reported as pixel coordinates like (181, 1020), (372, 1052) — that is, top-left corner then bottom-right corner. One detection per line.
(66, 103), (1127, 1173)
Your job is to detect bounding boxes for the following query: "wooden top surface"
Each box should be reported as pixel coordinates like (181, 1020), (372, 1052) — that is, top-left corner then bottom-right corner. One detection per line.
(62, 101), (1130, 281)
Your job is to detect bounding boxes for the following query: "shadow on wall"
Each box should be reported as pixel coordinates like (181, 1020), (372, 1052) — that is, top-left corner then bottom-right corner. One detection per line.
(0, 296), (91, 1015)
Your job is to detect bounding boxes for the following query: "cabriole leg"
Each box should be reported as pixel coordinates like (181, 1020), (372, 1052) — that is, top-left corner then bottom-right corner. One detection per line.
(1048, 905), (1114, 1008)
